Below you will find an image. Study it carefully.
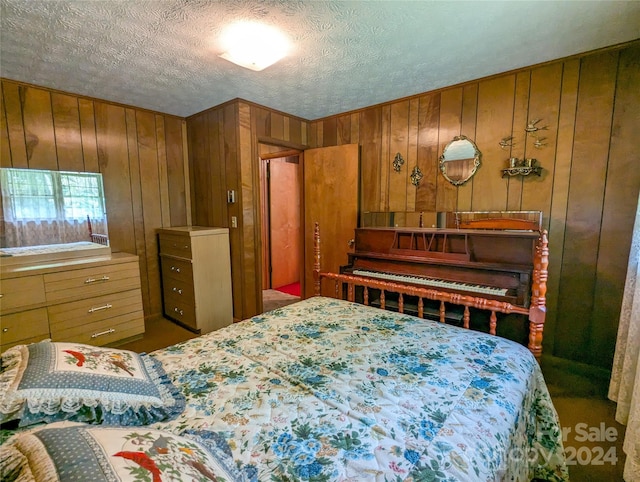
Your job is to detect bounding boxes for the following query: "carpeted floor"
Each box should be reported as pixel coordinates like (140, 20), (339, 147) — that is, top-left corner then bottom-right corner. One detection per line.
(263, 288), (300, 312)
(541, 357), (626, 481)
(274, 282), (301, 297)
(118, 315), (628, 480)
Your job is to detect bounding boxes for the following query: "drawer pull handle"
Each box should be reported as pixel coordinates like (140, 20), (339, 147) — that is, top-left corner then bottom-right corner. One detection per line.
(171, 266), (181, 273)
(85, 276), (110, 284)
(88, 303), (113, 313)
(172, 287), (183, 295)
(91, 328), (115, 339)
(2, 328), (8, 333)
(171, 243), (189, 250)
(173, 307), (184, 316)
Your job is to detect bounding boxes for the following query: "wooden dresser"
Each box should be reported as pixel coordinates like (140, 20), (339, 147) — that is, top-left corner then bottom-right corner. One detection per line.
(157, 226), (233, 334)
(0, 252), (145, 352)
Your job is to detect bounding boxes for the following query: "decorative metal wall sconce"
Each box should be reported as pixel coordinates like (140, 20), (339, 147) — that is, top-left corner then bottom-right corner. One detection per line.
(499, 136), (516, 150)
(533, 137), (547, 149)
(410, 166), (423, 186)
(501, 157), (542, 178)
(525, 119), (547, 134)
(392, 152), (405, 172)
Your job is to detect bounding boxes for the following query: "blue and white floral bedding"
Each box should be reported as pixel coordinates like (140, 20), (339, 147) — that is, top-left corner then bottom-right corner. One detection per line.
(149, 296), (568, 481)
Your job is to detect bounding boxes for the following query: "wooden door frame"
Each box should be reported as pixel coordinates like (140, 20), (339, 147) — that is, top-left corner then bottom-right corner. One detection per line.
(257, 144), (304, 310)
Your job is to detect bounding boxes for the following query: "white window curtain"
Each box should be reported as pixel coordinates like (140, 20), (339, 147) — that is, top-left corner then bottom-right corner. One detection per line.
(0, 168), (107, 248)
(609, 194), (640, 481)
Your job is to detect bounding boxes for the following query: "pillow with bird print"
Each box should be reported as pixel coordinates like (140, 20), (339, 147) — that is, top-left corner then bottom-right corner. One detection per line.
(0, 422), (245, 482)
(0, 340), (185, 427)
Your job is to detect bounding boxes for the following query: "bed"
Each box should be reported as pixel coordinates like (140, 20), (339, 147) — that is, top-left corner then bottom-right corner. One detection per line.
(147, 296), (567, 481)
(0, 229), (567, 481)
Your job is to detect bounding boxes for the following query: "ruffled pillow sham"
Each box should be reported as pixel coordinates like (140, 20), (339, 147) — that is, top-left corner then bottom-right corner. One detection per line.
(0, 340), (184, 427)
(0, 422), (245, 482)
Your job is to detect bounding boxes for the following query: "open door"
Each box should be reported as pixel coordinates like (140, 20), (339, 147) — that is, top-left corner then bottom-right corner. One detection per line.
(269, 159), (301, 288)
(303, 144), (359, 298)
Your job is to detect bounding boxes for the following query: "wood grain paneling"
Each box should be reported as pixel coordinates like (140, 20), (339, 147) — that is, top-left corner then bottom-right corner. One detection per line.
(2, 82), (27, 167)
(305, 42), (640, 369)
(22, 87), (56, 169)
(545, 59), (580, 354)
(416, 93), (440, 213)
(473, 75), (516, 211)
(555, 51), (619, 362)
(0, 79), (188, 322)
(322, 117), (337, 147)
(0, 86), (10, 167)
(337, 114), (351, 145)
(521, 63), (562, 220)
(590, 45), (640, 365)
(124, 108), (149, 316)
(359, 107), (382, 212)
(78, 99), (99, 172)
(51, 93), (84, 171)
(388, 100), (410, 211)
(379, 106), (390, 211)
(165, 117), (188, 226)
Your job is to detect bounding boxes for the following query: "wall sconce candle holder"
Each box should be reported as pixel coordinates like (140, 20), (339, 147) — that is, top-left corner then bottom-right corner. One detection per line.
(533, 137), (547, 149)
(525, 119), (548, 134)
(501, 158), (542, 177)
(499, 136), (515, 150)
(410, 166), (423, 186)
(392, 152), (405, 172)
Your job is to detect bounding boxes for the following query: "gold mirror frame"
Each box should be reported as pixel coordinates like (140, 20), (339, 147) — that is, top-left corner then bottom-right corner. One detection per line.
(439, 135), (481, 186)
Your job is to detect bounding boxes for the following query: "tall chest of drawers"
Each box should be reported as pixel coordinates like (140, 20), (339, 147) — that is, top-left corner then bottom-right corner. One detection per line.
(157, 226), (233, 334)
(0, 253), (145, 352)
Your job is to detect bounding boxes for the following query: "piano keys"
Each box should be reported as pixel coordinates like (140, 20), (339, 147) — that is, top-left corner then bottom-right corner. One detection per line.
(351, 269), (509, 297)
(343, 227), (540, 307)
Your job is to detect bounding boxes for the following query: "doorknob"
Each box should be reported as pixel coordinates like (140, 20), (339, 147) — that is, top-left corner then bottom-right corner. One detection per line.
(348, 239), (355, 248)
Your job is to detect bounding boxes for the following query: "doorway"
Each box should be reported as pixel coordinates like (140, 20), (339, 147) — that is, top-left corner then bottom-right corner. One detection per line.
(259, 146), (302, 312)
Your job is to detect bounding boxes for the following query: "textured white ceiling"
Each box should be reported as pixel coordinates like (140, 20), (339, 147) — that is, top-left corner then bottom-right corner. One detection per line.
(1, 1), (639, 120)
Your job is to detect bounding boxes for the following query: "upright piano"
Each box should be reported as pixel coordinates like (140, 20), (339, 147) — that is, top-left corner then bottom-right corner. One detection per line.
(335, 225), (549, 357)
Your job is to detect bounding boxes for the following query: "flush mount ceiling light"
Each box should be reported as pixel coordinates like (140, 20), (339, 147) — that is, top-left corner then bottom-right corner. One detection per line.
(219, 21), (289, 72)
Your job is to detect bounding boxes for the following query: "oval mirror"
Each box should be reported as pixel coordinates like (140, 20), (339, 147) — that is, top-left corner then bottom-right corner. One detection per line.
(439, 135), (481, 186)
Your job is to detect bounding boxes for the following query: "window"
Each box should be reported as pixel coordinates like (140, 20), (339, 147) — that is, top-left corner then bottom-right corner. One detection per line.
(0, 168), (106, 222)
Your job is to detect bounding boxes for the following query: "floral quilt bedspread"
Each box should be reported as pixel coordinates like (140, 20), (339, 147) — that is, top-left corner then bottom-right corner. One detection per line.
(150, 296), (568, 481)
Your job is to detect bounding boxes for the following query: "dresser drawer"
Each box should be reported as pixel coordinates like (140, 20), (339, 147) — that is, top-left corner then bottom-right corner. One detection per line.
(162, 277), (195, 304)
(158, 233), (192, 259)
(0, 275), (46, 314)
(44, 262), (142, 304)
(163, 297), (197, 331)
(160, 255), (193, 283)
(48, 289), (144, 331)
(50, 310), (144, 346)
(0, 308), (49, 348)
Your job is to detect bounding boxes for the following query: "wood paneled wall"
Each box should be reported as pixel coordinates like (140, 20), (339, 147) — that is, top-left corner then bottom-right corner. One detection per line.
(308, 42), (640, 369)
(0, 80), (190, 321)
(187, 100), (309, 321)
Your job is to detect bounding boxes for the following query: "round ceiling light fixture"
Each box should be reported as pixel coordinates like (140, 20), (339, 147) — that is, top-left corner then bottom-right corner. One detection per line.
(219, 21), (290, 72)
